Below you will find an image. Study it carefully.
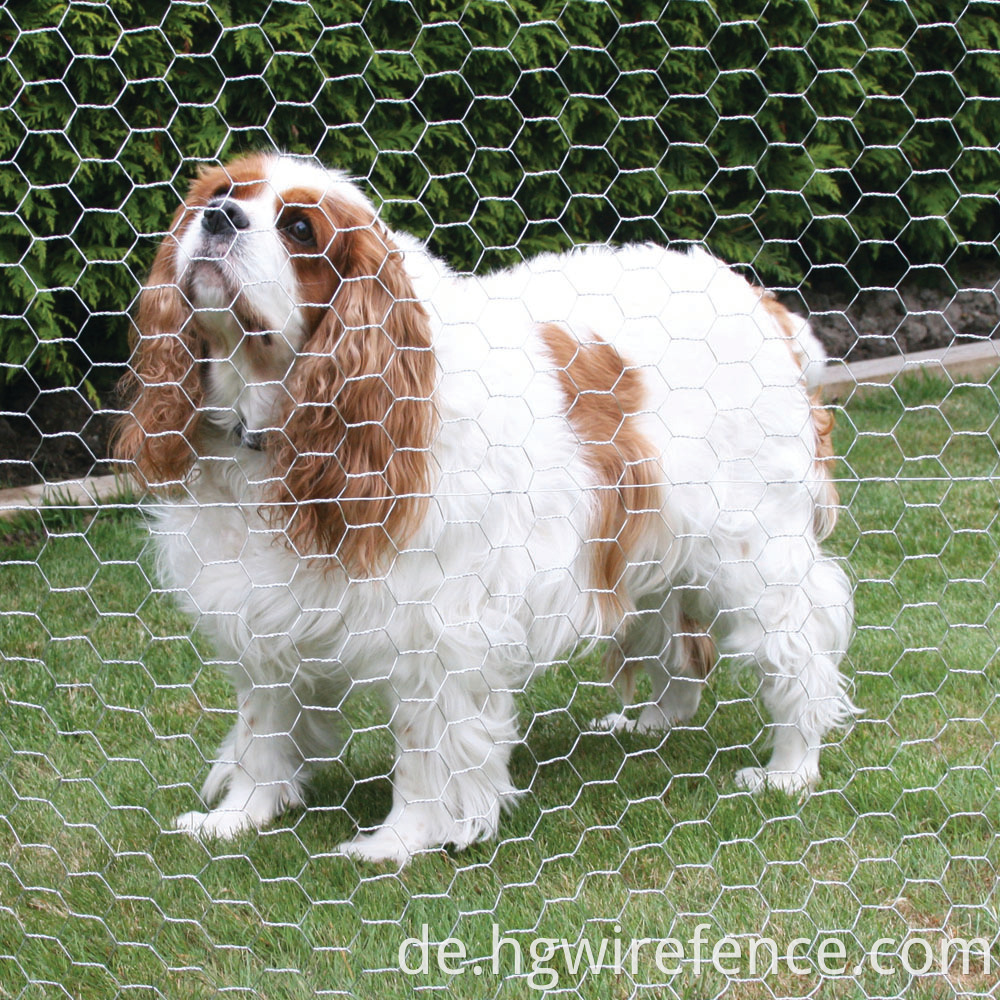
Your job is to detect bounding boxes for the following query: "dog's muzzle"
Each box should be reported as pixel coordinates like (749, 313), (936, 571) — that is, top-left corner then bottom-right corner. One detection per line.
(202, 197), (251, 238)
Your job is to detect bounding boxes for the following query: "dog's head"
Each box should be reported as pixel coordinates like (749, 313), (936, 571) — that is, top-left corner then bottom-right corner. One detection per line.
(115, 152), (437, 572)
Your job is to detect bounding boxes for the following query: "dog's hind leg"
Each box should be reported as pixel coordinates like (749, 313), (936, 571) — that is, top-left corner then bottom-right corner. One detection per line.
(711, 541), (857, 794)
(597, 594), (713, 733)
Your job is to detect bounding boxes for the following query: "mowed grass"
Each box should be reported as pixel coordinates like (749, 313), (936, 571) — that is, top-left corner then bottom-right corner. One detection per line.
(2, 371), (999, 998)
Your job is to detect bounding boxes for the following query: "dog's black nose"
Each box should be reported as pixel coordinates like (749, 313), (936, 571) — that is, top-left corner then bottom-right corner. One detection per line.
(202, 198), (250, 236)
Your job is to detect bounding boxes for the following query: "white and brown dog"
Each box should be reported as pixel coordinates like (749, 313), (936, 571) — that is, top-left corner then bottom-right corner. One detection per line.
(115, 152), (856, 863)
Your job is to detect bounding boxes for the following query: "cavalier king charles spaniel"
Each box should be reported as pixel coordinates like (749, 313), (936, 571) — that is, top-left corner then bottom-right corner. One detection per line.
(115, 152), (856, 863)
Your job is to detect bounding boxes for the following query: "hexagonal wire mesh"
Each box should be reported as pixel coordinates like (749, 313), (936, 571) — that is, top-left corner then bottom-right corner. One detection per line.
(1, 1), (999, 997)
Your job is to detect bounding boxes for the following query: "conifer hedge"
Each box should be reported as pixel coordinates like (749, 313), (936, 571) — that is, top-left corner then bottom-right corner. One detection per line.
(2, 0), (997, 389)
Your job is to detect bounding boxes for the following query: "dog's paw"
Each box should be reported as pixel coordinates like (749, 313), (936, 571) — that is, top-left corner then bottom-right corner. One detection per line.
(175, 809), (256, 840)
(338, 828), (417, 866)
(590, 711), (630, 731)
(590, 707), (674, 734)
(734, 766), (817, 796)
(338, 808), (482, 865)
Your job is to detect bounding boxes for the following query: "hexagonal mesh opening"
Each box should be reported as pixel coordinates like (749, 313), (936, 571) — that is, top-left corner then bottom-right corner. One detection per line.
(1, 4), (998, 997)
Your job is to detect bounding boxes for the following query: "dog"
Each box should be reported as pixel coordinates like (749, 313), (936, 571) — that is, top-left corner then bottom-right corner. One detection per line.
(114, 152), (857, 864)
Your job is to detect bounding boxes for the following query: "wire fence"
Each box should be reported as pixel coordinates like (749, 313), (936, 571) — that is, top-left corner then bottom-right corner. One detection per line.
(2, 2), (999, 998)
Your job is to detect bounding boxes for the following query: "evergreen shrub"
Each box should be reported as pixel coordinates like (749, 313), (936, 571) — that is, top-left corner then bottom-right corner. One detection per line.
(2, 0), (997, 389)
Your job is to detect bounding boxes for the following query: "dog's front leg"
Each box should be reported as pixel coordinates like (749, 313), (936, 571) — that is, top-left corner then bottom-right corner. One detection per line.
(340, 652), (521, 864)
(176, 679), (337, 840)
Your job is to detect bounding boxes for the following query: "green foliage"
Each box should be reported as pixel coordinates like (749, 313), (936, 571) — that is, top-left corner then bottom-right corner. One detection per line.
(2, 0), (998, 388)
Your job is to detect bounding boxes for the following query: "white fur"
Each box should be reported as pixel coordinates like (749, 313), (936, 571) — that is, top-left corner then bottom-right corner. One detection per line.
(148, 156), (857, 863)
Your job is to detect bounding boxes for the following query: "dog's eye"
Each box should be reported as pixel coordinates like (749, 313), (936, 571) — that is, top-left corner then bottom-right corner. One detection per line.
(286, 217), (315, 246)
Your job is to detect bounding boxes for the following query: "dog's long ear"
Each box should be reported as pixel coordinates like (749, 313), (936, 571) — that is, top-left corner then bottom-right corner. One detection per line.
(113, 209), (203, 489)
(270, 219), (437, 575)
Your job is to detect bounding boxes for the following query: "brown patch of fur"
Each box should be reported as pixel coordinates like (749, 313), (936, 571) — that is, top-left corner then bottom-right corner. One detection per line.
(112, 203), (203, 489)
(187, 155), (272, 206)
(682, 615), (716, 681)
(268, 194), (437, 576)
(539, 323), (662, 624)
(757, 289), (799, 344)
(808, 396), (839, 538)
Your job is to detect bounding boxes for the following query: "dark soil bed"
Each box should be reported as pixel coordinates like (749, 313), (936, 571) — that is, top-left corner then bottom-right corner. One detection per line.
(0, 379), (119, 490)
(796, 259), (1000, 363)
(2, 261), (998, 491)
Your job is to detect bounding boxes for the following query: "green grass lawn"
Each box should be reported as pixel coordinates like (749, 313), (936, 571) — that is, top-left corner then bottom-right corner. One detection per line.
(2, 372), (999, 999)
